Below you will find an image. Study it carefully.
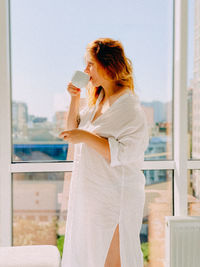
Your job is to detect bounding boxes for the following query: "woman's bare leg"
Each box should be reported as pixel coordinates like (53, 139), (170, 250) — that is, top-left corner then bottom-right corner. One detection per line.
(104, 224), (121, 267)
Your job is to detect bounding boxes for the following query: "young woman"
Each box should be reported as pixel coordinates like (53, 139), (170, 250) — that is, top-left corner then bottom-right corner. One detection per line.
(60, 38), (149, 267)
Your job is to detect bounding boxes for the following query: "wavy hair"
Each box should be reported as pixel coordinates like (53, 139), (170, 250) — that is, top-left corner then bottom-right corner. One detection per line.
(85, 38), (134, 107)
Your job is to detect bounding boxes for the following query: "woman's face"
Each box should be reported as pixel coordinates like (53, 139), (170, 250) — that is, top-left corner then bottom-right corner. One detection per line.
(84, 52), (105, 87)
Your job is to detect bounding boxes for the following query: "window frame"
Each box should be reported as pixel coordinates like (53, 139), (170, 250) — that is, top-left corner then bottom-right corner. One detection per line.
(1, 0), (199, 247)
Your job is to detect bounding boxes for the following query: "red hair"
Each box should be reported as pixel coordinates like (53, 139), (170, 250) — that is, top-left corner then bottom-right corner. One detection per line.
(85, 38), (134, 107)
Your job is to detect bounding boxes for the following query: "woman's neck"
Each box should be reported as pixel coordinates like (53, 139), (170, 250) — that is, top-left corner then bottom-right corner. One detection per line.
(101, 84), (129, 103)
(101, 81), (115, 100)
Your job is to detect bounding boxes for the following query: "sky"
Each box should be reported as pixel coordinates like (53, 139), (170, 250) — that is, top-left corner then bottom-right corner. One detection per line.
(10, 0), (194, 121)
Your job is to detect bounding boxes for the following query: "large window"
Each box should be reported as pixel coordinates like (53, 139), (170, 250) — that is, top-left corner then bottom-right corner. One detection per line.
(8, 1), (173, 265)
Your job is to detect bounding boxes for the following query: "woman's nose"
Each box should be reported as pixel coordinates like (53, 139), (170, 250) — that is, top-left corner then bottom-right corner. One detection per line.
(84, 65), (89, 74)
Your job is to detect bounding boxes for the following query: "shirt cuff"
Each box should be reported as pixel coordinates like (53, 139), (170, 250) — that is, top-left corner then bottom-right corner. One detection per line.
(108, 136), (121, 167)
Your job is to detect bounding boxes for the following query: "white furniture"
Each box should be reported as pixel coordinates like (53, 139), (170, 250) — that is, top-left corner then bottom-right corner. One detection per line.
(0, 245), (61, 267)
(165, 216), (200, 267)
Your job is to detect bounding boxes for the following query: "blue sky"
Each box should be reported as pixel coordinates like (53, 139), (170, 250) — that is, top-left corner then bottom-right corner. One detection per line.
(10, 0), (194, 121)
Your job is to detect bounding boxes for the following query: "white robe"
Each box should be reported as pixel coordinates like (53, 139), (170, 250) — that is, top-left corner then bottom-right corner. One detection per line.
(61, 89), (149, 267)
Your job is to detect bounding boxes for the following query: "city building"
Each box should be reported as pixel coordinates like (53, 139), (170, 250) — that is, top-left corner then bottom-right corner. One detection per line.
(12, 101), (28, 137)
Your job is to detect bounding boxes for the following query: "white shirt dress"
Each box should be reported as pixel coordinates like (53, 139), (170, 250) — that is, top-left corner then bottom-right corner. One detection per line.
(61, 89), (149, 267)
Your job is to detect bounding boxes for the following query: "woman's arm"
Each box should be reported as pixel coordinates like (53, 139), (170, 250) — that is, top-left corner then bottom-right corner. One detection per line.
(59, 129), (111, 163)
(83, 131), (111, 163)
(66, 82), (82, 130)
(66, 96), (80, 130)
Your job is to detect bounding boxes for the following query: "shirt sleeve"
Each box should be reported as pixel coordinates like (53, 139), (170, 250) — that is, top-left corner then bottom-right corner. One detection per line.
(107, 110), (149, 167)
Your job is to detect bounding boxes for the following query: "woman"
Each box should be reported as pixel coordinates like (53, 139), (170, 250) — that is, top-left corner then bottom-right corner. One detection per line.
(60, 38), (149, 267)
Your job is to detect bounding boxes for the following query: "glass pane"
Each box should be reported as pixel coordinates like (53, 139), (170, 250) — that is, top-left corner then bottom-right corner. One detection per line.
(12, 172), (69, 249)
(143, 170), (173, 266)
(10, 0), (173, 162)
(188, 0), (200, 159)
(13, 170), (173, 265)
(188, 169), (200, 215)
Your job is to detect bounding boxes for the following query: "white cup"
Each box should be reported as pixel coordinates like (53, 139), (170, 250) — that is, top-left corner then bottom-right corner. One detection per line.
(71, 70), (90, 88)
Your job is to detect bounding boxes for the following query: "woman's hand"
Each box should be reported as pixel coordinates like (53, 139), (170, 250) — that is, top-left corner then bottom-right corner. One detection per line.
(59, 129), (111, 162)
(59, 129), (88, 144)
(67, 82), (81, 97)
